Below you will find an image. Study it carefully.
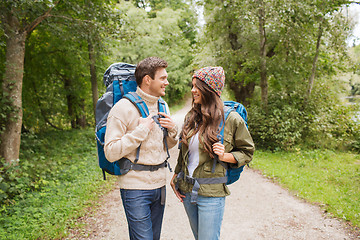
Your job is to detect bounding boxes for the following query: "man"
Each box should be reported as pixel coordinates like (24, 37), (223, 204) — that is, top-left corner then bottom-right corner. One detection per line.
(104, 57), (178, 240)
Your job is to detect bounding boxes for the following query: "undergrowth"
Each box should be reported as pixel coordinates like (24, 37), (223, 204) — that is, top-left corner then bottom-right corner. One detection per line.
(0, 129), (115, 239)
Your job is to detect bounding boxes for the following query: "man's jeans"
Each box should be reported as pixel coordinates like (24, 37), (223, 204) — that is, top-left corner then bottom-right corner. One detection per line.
(120, 187), (165, 240)
(182, 193), (225, 240)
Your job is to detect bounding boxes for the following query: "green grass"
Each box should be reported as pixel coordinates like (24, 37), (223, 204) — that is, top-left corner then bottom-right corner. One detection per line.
(0, 129), (116, 239)
(252, 149), (360, 229)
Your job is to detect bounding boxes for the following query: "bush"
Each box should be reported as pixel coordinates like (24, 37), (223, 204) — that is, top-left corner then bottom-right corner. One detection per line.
(0, 129), (115, 239)
(248, 89), (359, 151)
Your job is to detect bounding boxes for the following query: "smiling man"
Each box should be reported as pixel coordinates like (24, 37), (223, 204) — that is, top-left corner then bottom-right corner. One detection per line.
(104, 57), (178, 240)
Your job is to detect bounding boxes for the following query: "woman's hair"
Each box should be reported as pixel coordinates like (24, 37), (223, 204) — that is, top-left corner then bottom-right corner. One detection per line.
(181, 78), (224, 158)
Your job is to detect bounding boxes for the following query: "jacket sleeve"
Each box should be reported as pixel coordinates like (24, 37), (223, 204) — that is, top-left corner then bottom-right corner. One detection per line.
(174, 145), (184, 174)
(227, 112), (255, 168)
(104, 100), (150, 162)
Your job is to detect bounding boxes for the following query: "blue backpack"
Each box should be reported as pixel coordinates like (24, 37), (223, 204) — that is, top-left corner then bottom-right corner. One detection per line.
(221, 101), (248, 185)
(95, 63), (170, 180)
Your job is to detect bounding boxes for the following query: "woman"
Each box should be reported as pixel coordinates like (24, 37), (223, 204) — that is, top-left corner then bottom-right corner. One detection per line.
(170, 66), (255, 240)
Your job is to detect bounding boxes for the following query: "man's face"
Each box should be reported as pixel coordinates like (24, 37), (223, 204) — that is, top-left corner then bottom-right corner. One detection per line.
(148, 68), (169, 97)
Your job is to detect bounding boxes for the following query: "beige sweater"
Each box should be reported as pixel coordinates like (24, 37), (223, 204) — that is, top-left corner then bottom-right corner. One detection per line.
(104, 87), (178, 189)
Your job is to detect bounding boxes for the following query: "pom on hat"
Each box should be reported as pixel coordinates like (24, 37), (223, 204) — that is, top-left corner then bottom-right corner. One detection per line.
(192, 67), (225, 96)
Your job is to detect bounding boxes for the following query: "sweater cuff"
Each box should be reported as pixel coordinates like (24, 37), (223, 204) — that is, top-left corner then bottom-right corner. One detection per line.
(168, 124), (178, 137)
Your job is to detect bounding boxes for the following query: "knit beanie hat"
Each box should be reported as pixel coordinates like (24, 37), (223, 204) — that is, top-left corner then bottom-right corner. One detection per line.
(192, 66), (225, 97)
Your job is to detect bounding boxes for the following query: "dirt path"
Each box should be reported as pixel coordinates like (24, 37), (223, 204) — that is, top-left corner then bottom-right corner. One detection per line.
(67, 99), (359, 240)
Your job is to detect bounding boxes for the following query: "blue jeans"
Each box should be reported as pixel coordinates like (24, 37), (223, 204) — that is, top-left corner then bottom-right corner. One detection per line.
(120, 187), (165, 240)
(182, 193), (225, 240)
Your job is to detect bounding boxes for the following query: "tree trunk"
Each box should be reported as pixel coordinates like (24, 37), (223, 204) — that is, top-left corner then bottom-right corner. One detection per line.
(88, 39), (98, 123)
(63, 76), (77, 128)
(0, 14), (27, 164)
(0, 2), (58, 164)
(306, 18), (324, 99)
(76, 98), (86, 129)
(228, 78), (255, 107)
(258, 0), (268, 108)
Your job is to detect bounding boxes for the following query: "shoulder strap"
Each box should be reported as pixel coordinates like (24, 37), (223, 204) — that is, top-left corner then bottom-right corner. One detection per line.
(157, 97), (171, 171)
(123, 92), (149, 118)
(157, 97), (168, 114)
(123, 92), (149, 163)
(218, 106), (234, 144)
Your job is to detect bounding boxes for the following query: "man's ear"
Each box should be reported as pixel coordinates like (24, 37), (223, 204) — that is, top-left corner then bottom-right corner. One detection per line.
(143, 75), (152, 86)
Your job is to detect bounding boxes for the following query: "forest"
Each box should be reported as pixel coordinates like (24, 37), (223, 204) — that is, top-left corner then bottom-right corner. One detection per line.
(0, 0), (359, 239)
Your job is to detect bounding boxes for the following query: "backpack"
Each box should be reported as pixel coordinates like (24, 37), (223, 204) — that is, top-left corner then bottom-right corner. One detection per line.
(221, 101), (248, 185)
(95, 62), (170, 180)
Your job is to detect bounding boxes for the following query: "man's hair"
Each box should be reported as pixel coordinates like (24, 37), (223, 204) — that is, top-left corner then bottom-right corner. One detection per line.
(135, 57), (168, 86)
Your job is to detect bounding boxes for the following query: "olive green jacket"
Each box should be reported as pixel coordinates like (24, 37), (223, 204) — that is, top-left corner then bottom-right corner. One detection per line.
(174, 111), (255, 197)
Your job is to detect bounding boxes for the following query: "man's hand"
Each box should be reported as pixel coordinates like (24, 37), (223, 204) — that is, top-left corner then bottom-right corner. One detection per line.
(158, 112), (176, 130)
(139, 115), (155, 130)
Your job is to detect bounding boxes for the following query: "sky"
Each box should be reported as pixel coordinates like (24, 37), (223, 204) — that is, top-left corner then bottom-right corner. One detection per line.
(346, 3), (360, 46)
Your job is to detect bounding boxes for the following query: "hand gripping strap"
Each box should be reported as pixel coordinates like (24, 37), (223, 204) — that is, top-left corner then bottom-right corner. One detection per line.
(123, 93), (171, 171)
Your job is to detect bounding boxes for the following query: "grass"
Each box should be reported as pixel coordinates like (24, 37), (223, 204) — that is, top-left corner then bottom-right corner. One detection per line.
(0, 129), (116, 240)
(251, 149), (360, 229)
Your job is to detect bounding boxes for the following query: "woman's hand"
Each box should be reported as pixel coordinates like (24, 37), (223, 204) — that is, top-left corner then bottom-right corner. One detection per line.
(170, 173), (185, 202)
(212, 142), (237, 164)
(212, 142), (225, 161)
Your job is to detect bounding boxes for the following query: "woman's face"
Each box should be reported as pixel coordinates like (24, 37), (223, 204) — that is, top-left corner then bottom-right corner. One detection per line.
(191, 78), (202, 104)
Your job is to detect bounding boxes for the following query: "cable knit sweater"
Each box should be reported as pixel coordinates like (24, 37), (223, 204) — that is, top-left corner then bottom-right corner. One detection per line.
(104, 87), (178, 189)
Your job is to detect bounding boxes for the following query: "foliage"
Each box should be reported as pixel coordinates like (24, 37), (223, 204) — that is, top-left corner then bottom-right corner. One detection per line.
(248, 78), (360, 151)
(252, 149), (360, 229)
(103, 1), (195, 105)
(0, 129), (115, 239)
(23, 25), (92, 131)
(196, 0), (357, 150)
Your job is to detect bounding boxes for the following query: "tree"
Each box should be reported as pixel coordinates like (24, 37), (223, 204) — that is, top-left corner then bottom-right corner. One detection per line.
(105, 2), (195, 105)
(0, 0), (117, 163)
(0, 0), (60, 164)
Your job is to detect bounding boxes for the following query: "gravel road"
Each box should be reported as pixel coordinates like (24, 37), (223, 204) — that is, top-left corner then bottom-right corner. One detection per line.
(67, 99), (359, 240)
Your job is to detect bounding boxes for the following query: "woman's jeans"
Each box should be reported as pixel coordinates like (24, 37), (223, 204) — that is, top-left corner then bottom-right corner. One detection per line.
(120, 187), (165, 240)
(182, 193), (225, 240)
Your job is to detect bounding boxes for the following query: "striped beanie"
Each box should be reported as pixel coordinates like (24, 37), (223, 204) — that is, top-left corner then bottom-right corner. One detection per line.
(192, 66), (225, 97)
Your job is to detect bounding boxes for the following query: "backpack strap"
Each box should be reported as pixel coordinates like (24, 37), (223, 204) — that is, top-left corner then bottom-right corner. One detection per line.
(183, 105), (234, 203)
(211, 106), (233, 172)
(123, 92), (149, 163)
(157, 97), (172, 172)
(123, 92), (171, 171)
(124, 92), (150, 117)
(176, 171), (227, 204)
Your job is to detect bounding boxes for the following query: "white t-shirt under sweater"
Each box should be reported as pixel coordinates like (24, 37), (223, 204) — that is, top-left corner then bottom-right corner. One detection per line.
(187, 132), (200, 177)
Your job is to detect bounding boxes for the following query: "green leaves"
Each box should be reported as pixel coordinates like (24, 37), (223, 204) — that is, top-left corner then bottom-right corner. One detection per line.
(0, 129), (115, 239)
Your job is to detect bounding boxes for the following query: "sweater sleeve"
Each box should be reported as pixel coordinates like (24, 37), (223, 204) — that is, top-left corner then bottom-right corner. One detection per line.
(104, 99), (150, 162)
(164, 102), (179, 149)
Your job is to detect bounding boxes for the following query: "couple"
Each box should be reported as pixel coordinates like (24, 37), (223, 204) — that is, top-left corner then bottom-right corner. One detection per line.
(104, 57), (255, 240)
